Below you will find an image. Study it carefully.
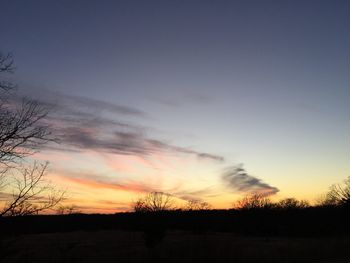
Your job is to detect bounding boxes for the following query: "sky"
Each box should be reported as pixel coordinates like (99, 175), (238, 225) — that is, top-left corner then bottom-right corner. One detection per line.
(1, 0), (350, 212)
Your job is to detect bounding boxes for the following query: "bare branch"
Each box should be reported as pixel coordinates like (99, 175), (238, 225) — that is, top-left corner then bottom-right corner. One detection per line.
(326, 177), (350, 206)
(276, 198), (309, 209)
(56, 204), (81, 215)
(0, 51), (67, 217)
(0, 162), (66, 216)
(0, 98), (53, 165)
(232, 193), (273, 210)
(185, 199), (212, 211)
(133, 192), (175, 213)
(0, 52), (15, 92)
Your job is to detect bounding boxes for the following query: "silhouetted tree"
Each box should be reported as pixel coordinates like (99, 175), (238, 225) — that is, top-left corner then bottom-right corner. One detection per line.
(133, 191), (175, 212)
(0, 99), (52, 166)
(0, 52), (52, 166)
(314, 193), (334, 207)
(185, 199), (211, 210)
(56, 204), (80, 215)
(326, 176), (350, 207)
(0, 162), (65, 216)
(0, 52), (64, 216)
(233, 193), (273, 210)
(276, 198), (309, 210)
(132, 192), (175, 253)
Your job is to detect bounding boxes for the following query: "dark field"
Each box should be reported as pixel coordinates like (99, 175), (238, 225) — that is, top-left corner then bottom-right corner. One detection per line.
(2, 230), (350, 263)
(1, 209), (350, 263)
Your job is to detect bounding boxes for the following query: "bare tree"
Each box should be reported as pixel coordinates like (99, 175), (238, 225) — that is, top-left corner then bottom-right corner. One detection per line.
(185, 199), (211, 211)
(0, 99), (52, 166)
(56, 204), (80, 215)
(0, 52), (52, 167)
(326, 176), (350, 207)
(314, 193), (335, 207)
(232, 193), (273, 210)
(133, 192), (175, 212)
(276, 198), (309, 209)
(0, 162), (65, 216)
(0, 51), (64, 216)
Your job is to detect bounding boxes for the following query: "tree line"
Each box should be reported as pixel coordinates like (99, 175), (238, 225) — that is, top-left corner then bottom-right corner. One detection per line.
(131, 177), (350, 213)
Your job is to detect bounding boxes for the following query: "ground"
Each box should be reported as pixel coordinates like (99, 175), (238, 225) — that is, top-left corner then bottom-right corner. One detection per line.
(1, 230), (350, 263)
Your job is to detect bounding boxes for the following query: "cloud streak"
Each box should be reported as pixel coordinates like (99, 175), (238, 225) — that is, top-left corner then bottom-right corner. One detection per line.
(56, 170), (153, 194)
(32, 91), (225, 162)
(173, 187), (218, 202)
(60, 94), (145, 116)
(54, 127), (224, 162)
(222, 164), (279, 196)
(24, 90), (146, 118)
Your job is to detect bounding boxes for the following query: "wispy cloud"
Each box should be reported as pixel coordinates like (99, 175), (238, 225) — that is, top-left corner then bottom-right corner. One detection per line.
(59, 94), (145, 116)
(146, 139), (224, 162)
(8, 90), (226, 209)
(222, 164), (279, 196)
(173, 187), (218, 202)
(31, 91), (225, 162)
(53, 127), (224, 162)
(26, 90), (146, 118)
(56, 170), (153, 194)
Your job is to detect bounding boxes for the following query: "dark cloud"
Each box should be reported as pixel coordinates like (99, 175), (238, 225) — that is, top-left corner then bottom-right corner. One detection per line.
(57, 126), (224, 161)
(20, 89), (145, 118)
(222, 164), (279, 196)
(22, 90), (224, 162)
(196, 153), (224, 162)
(147, 139), (224, 162)
(173, 187), (217, 202)
(60, 127), (146, 156)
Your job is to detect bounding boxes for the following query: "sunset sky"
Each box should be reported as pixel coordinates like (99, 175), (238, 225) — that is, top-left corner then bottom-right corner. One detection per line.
(1, 0), (350, 213)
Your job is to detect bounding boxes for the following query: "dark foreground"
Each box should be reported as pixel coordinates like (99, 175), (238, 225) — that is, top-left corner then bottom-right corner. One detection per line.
(1, 209), (350, 262)
(2, 230), (350, 263)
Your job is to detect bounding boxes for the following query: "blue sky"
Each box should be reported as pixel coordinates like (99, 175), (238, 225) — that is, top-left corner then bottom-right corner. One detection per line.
(1, 0), (349, 211)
